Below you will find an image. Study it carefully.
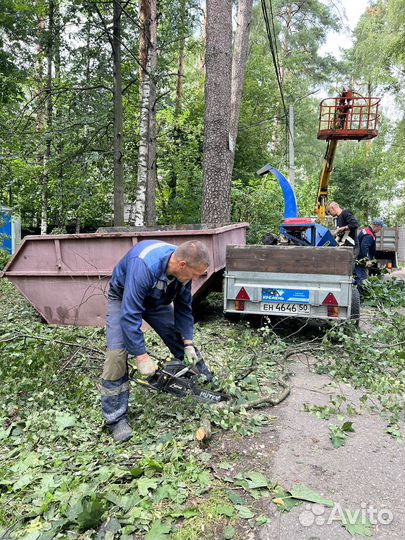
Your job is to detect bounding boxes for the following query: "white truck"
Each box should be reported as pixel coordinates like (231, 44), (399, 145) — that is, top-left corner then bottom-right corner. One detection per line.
(224, 245), (360, 322)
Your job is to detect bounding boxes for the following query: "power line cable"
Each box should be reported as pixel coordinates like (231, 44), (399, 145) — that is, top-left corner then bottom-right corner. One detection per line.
(261, 0), (292, 166)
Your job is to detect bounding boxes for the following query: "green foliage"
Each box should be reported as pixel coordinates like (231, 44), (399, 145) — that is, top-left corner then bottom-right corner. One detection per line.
(231, 177), (285, 243)
(331, 118), (404, 226)
(288, 483), (333, 507)
(329, 421), (355, 449)
(1, 0), (402, 234)
(315, 296), (405, 438)
(362, 276), (405, 307)
(0, 281), (288, 538)
(0, 249), (10, 270)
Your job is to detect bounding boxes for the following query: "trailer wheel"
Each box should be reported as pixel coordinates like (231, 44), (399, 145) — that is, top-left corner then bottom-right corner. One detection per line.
(350, 287), (360, 324)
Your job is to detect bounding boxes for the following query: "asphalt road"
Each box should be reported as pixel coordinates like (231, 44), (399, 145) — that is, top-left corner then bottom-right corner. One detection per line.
(257, 357), (405, 540)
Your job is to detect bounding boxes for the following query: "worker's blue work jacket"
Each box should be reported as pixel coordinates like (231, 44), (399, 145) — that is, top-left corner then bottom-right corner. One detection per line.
(108, 240), (193, 356)
(357, 227), (376, 260)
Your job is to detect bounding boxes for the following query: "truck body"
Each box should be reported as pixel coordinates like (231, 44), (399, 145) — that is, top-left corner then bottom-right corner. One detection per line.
(375, 227), (399, 268)
(224, 245), (356, 321)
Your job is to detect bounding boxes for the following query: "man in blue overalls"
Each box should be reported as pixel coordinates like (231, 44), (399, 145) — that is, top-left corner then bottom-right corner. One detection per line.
(355, 218), (385, 294)
(101, 239), (210, 442)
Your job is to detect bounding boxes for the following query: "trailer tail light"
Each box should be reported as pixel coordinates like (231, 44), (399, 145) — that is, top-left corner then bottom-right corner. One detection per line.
(322, 292), (339, 318)
(235, 287), (250, 311)
(326, 306), (339, 317)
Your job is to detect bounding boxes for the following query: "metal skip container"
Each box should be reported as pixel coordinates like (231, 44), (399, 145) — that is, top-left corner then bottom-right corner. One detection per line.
(1, 223), (248, 327)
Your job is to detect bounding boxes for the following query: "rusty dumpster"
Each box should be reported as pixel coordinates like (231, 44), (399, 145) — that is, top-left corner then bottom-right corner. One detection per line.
(1, 223), (248, 327)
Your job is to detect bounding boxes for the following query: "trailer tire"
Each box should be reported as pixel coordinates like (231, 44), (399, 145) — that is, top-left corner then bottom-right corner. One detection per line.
(350, 287), (360, 324)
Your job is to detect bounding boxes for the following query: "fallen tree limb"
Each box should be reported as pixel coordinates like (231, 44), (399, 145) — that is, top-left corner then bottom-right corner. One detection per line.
(228, 377), (290, 412)
(0, 333), (104, 356)
(195, 377), (290, 443)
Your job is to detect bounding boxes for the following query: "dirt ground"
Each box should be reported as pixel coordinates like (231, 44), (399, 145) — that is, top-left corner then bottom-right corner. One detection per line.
(209, 355), (405, 540)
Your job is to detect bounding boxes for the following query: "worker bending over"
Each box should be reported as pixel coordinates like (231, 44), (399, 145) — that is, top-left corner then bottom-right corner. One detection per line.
(101, 240), (210, 442)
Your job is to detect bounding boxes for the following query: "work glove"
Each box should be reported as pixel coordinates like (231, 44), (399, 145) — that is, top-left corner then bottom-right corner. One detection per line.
(136, 354), (157, 377)
(184, 344), (198, 365)
(185, 345), (213, 382)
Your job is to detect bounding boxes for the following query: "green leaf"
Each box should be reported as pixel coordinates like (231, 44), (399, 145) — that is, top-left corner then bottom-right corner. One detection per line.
(223, 525), (235, 539)
(218, 461), (233, 470)
(197, 470), (211, 486)
(144, 520), (172, 540)
(341, 509), (373, 537)
(289, 484), (333, 507)
(170, 507), (199, 519)
(226, 490), (246, 506)
(272, 487), (303, 512)
(256, 515), (271, 525)
(137, 477), (158, 496)
(13, 473), (34, 490)
(244, 470), (269, 489)
(329, 425), (347, 448)
(217, 504), (235, 517)
(235, 505), (255, 519)
(130, 467), (144, 478)
(76, 497), (107, 532)
(341, 421), (355, 432)
(55, 413), (76, 431)
(330, 433), (346, 448)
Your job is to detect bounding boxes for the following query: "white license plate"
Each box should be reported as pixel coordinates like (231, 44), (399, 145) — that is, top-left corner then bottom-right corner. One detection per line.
(261, 302), (311, 315)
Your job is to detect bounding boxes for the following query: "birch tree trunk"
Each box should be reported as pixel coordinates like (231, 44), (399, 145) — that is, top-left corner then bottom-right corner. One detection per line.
(41, 1), (54, 235)
(145, 0), (157, 227)
(113, 0), (124, 226)
(133, 0), (151, 226)
(201, 0), (233, 224)
(54, 0), (64, 228)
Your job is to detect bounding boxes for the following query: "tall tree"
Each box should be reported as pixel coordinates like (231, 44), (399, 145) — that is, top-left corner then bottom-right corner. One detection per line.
(145, 0), (157, 226)
(201, 0), (232, 224)
(112, 0), (124, 226)
(228, 0), (253, 179)
(132, 0), (158, 226)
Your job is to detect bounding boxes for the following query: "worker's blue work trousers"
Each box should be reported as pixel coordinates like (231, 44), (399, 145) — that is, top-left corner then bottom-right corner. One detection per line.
(101, 298), (185, 427)
(354, 266), (368, 295)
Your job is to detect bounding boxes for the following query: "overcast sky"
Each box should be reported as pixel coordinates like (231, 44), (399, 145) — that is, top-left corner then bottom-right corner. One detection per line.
(321, 0), (370, 58)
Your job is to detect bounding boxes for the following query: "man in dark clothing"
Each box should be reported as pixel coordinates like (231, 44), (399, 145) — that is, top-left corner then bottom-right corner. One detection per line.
(354, 218), (385, 294)
(327, 201), (359, 251)
(100, 239), (210, 442)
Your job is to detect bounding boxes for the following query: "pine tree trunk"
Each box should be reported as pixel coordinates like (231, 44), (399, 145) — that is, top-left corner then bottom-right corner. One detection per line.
(228, 0), (253, 177)
(113, 0), (124, 226)
(201, 0), (233, 225)
(145, 0), (157, 227)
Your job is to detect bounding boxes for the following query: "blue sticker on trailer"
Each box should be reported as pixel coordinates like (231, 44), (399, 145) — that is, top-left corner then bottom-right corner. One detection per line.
(262, 288), (310, 304)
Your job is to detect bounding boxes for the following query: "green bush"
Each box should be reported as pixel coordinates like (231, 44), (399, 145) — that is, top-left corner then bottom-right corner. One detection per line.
(0, 249), (10, 270)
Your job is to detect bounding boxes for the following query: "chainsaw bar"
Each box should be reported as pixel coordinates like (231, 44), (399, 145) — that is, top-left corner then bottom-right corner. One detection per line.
(129, 359), (229, 404)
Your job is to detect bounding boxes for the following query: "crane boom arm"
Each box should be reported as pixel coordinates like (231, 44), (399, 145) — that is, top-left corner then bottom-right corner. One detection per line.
(315, 139), (338, 220)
